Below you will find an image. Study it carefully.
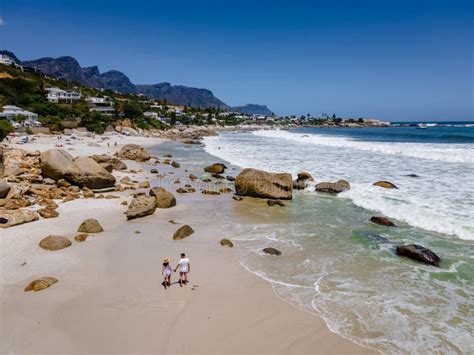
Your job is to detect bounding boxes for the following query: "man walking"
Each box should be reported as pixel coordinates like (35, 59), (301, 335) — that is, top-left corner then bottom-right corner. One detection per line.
(174, 253), (190, 287)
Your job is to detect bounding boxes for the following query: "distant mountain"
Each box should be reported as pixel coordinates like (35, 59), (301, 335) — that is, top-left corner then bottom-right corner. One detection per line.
(4, 50), (272, 112)
(231, 104), (273, 116)
(136, 83), (229, 109)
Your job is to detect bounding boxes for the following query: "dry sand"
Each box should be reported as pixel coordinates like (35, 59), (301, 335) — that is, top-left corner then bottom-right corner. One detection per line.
(0, 134), (374, 354)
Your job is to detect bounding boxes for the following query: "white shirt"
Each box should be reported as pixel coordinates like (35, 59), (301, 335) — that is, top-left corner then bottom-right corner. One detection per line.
(178, 258), (190, 273)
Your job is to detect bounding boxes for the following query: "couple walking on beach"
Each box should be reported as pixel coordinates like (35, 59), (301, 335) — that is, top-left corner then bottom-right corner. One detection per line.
(162, 253), (190, 289)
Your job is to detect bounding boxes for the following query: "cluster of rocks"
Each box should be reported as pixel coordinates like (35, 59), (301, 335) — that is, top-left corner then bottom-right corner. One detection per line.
(0, 143), (155, 229)
(25, 218), (104, 292)
(124, 187), (177, 220)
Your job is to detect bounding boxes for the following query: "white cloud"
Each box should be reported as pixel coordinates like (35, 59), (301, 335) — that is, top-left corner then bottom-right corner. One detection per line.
(0, 17), (6, 27)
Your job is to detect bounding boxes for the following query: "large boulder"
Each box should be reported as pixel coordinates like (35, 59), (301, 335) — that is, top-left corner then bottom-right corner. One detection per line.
(173, 225), (194, 240)
(204, 163), (227, 174)
(149, 187), (176, 208)
(235, 168), (292, 200)
(0, 182), (11, 198)
(373, 181), (398, 189)
(0, 209), (39, 228)
(78, 218), (104, 233)
(40, 149), (79, 181)
(125, 195), (157, 220)
(39, 235), (72, 251)
(315, 180), (350, 195)
(118, 144), (150, 162)
(71, 157), (116, 189)
(41, 149), (116, 189)
(24, 277), (58, 292)
(396, 244), (440, 267)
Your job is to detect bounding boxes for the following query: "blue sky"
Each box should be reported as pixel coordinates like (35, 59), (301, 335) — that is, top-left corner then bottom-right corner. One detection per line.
(0, 0), (472, 120)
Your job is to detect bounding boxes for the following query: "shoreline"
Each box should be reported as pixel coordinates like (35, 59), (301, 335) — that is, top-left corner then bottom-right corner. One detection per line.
(0, 134), (373, 354)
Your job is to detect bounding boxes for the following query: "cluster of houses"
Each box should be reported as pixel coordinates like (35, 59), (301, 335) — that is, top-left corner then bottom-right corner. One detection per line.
(0, 105), (40, 128)
(0, 87), (117, 128)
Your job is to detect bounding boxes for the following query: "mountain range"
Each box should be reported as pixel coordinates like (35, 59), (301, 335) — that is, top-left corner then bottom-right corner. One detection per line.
(1, 50), (272, 115)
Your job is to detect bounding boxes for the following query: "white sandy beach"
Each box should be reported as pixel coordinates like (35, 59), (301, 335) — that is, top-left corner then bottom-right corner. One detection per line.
(0, 133), (373, 354)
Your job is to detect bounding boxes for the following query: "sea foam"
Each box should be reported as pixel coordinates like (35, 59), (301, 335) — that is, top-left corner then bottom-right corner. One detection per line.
(203, 130), (474, 240)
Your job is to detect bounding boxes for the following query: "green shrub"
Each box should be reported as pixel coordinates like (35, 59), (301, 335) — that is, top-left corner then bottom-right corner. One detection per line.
(0, 120), (14, 141)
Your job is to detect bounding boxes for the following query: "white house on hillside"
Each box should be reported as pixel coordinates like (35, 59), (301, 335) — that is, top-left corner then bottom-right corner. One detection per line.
(86, 96), (112, 105)
(46, 87), (82, 103)
(0, 105), (40, 127)
(0, 54), (15, 66)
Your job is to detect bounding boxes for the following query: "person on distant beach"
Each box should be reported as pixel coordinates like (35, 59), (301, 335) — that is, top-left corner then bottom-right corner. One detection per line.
(162, 257), (172, 289)
(174, 253), (190, 287)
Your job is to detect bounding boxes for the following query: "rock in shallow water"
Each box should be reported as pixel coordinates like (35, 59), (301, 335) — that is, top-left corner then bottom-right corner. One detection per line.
(396, 244), (440, 267)
(263, 247), (281, 256)
(220, 239), (234, 247)
(267, 199), (285, 207)
(370, 216), (396, 227)
(315, 180), (350, 195)
(373, 181), (398, 189)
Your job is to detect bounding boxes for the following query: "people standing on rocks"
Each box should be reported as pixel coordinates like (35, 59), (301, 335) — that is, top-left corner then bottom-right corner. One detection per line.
(162, 257), (172, 289)
(174, 253), (190, 287)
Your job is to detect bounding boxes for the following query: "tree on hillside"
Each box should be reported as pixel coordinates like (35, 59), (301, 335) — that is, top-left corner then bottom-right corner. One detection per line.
(170, 111), (177, 126)
(123, 101), (142, 119)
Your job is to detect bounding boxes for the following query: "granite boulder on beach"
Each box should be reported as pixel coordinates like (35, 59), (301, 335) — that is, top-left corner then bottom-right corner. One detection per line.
(39, 235), (72, 251)
(149, 187), (176, 208)
(125, 195), (157, 220)
(204, 163), (227, 174)
(24, 277), (58, 292)
(0, 209), (39, 228)
(117, 144), (151, 162)
(235, 168), (293, 200)
(78, 218), (104, 233)
(173, 224), (194, 240)
(41, 149), (116, 189)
